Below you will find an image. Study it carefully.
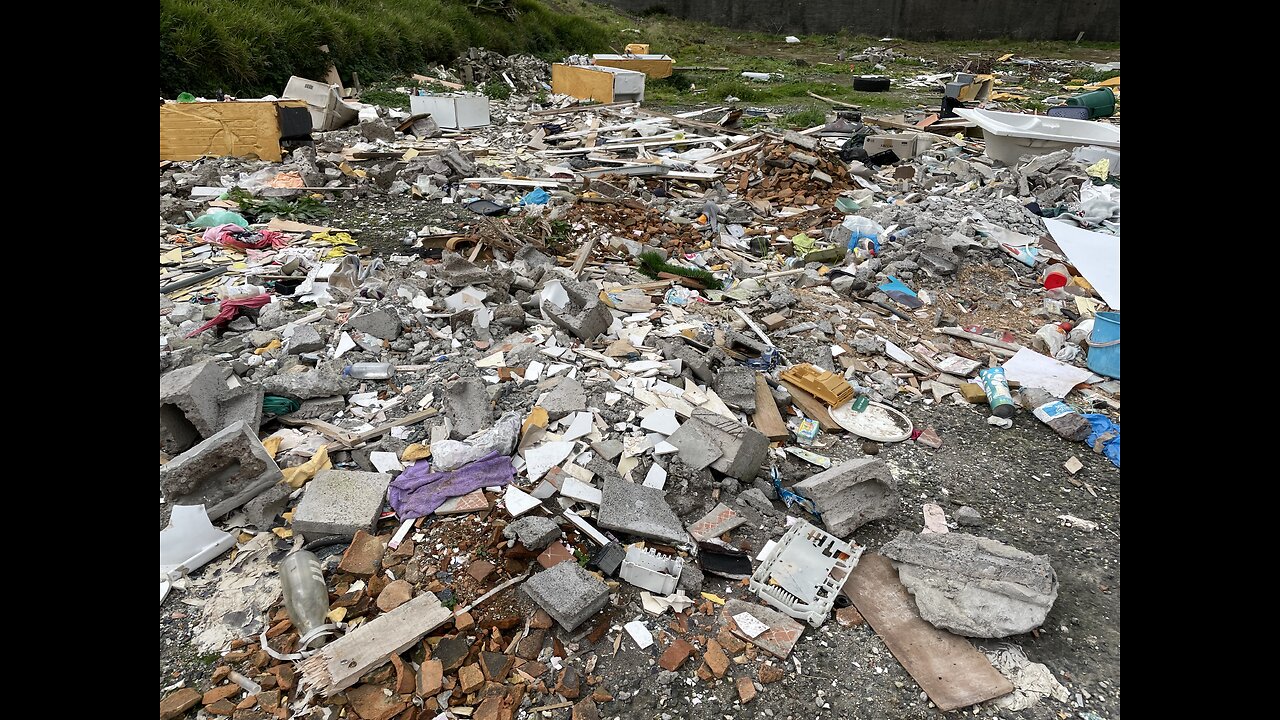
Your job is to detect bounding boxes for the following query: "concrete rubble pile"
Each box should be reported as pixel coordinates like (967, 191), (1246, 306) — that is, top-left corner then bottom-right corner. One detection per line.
(160, 46), (1119, 720)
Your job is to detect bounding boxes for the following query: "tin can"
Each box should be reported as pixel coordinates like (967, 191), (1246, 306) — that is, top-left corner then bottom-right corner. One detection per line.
(978, 367), (1015, 419)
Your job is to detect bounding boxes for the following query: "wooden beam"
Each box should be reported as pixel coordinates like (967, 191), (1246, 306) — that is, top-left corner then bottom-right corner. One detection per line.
(530, 101), (639, 116)
(806, 91), (861, 109)
(934, 327), (1025, 353)
(298, 592), (452, 696)
(751, 374), (790, 442)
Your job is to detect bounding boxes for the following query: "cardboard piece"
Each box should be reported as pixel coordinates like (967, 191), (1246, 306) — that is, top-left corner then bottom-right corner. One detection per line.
(1043, 219), (1120, 310)
(842, 553), (1012, 711)
(160, 101), (306, 162)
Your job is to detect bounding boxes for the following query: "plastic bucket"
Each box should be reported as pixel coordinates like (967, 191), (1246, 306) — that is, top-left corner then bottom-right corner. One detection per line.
(1087, 312), (1120, 379)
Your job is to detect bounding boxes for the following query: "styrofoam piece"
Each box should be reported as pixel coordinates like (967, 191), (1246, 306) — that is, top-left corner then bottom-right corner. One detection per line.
(624, 620), (654, 649)
(160, 504), (236, 604)
(954, 108), (1119, 165)
(560, 476), (603, 505)
(749, 520), (863, 627)
(620, 546), (683, 595)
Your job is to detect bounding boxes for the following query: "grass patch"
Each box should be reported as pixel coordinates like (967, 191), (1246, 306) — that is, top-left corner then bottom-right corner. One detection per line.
(638, 252), (723, 290)
(483, 81), (513, 100)
(782, 106), (826, 129)
(161, 0), (611, 97)
(359, 88), (412, 111)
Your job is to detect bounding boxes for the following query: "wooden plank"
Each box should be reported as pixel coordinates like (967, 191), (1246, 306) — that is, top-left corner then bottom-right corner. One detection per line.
(934, 327), (1025, 353)
(412, 74), (464, 90)
(298, 592), (452, 696)
(842, 554), (1013, 711)
(751, 374), (790, 442)
(806, 91), (861, 109)
(778, 380), (841, 432)
(570, 236), (597, 278)
(530, 101), (639, 117)
(634, 107), (737, 136)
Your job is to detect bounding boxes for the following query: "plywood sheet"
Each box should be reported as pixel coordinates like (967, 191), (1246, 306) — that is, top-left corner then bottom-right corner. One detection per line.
(842, 553), (1012, 711)
(552, 64), (616, 103)
(159, 100), (302, 162)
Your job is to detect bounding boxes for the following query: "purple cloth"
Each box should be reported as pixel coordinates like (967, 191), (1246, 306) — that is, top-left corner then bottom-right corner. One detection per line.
(387, 451), (515, 519)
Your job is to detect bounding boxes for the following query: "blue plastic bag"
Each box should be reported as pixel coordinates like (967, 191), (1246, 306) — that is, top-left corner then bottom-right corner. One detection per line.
(1081, 413), (1120, 467)
(519, 188), (550, 206)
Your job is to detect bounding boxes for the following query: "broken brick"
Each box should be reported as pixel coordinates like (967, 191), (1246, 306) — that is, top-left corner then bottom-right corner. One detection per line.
(376, 580), (414, 613)
(337, 531), (385, 577)
(390, 654), (416, 695)
(715, 628), (746, 655)
(530, 608), (554, 629)
(737, 676), (757, 704)
(161, 688), (201, 720)
(459, 664), (485, 693)
(704, 639), (730, 678)
(572, 698), (601, 720)
(759, 664), (784, 684)
(418, 659), (443, 696)
(835, 605), (865, 627)
(480, 652), (514, 682)
(203, 684), (241, 706)
(658, 638), (695, 671)
(455, 611), (475, 632)
(206, 699), (236, 716)
(556, 666), (582, 699)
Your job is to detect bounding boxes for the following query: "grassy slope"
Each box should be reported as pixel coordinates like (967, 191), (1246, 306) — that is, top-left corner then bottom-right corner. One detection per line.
(160, 0), (611, 96)
(161, 0), (1119, 120)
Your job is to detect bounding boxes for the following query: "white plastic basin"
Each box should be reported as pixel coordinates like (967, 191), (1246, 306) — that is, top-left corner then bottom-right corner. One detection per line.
(954, 108), (1120, 165)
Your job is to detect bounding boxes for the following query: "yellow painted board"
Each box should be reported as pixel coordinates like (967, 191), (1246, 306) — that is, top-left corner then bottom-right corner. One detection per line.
(624, 43), (650, 54)
(592, 57), (674, 79)
(160, 100), (305, 162)
(552, 64), (616, 103)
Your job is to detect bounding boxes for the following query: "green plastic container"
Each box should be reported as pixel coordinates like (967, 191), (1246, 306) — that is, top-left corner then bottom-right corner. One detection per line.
(1065, 88), (1116, 119)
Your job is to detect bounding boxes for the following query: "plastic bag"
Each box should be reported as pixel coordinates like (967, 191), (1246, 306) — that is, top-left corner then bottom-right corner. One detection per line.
(1081, 413), (1120, 467)
(520, 188), (550, 206)
(840, 216), (884, 254)
(187, 210), (249, 229)
(430, 413), (522, 471)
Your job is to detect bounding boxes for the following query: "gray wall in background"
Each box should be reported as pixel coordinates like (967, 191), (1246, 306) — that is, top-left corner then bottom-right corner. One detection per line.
(592, 0), (1120, 42)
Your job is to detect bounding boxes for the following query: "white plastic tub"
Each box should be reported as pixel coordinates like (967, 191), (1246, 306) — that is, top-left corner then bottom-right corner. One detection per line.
(954, 108), (1120, 166)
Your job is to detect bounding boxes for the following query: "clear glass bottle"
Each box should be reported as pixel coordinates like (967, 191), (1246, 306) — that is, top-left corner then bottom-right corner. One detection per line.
(346, 362), (395, 380)
(279, 550), (330, 649)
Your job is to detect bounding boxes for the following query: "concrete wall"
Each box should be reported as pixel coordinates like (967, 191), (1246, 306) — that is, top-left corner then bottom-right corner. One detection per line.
(593, 0), (1120, 42)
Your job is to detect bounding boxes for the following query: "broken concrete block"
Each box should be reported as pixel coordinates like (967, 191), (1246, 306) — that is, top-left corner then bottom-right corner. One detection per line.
(619, 547), (683, 595)
(443, 378), (493, 440)
(666, 408), (769, 481)
(291, 395), (347, 419)
(348, 309), (402, 340)
(714, 365), (757, 413)
(244, 481), (293, 529)
(597, 477), (689, 546)
(292, 469), (392, 538)
(540, 375), (587, 420)
(760, 312), (788, 331)
(159, 361), (263, 454)
(880, 531), (1059, 638)
(502, 516), (561, 550)
(542, 279), (612, 340)
(287, 324), (324, 354)
(159, 421), (283, 520)
(735, 488), (776, 516)
(956, 506), (984, 527)
(261, 365), (355, 401)
(658, 341), (713, 383)
(792, 458), (897, 536)
(521, 561), (611, 631)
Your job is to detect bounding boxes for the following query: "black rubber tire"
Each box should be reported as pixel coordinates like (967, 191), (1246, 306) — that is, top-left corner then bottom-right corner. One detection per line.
(854, 75), (891, 92)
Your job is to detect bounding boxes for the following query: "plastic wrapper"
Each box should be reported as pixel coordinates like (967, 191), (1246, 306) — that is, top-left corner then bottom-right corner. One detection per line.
(430, 412), (522, 471)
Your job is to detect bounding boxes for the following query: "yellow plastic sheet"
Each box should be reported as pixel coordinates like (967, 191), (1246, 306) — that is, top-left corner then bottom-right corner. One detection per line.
(402, 443), (432, 462)
(282, 445), (332, 489)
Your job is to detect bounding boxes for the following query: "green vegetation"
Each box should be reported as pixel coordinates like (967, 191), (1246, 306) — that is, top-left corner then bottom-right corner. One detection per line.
(359, 87), (413, 111)
(782, 106), (826, 129)
(160, 0), (610, 97)
(638, 252), (723, 290)
(228, 188), (330, 221)
(483, 81), (512, 100)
